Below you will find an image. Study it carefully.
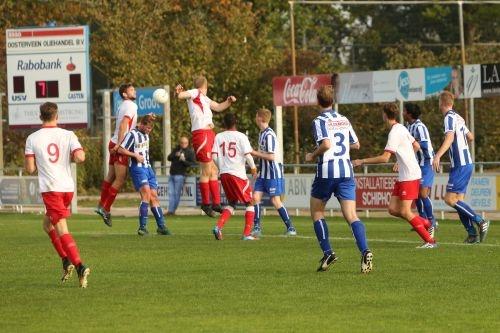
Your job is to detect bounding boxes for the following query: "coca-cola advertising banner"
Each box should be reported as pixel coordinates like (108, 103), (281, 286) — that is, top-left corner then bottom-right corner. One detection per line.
(272, 74), (332, 107)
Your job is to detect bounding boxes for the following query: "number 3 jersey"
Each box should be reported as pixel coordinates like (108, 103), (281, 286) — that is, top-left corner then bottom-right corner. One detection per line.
(212, 130), (253, 180)
(25, 126), (83, 193)
(121, 128), (151, 169)
(312, 110), (358, 179)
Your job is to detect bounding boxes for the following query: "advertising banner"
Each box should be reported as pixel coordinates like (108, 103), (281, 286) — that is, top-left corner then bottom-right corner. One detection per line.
(272, 75), (332, 107)
(464, 64), (481, 98)
(0, 177), (43, 205)
(480, 63), (500, 97)
(395, 68), (425, 101)
(425, 66), (452, 98)
(156, 176), (197, 207)
(336, 71), (373, 104)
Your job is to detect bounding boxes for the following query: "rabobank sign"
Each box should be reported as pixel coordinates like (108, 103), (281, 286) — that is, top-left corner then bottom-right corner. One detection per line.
(113, 87), (164, 116)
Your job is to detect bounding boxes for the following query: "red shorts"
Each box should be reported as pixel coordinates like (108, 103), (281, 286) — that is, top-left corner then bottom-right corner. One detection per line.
(108, 141), (129, 166)
(392, 179), (420, 200)
(192, 129), (215, 163)
(42, 192), (74, 225)
(220, 174), (252, 204)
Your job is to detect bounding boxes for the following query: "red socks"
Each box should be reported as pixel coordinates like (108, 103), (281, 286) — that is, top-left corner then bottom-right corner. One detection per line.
(209, 180), (221, 205)
(48, 229), (67, 258)
(60, 233), (82, 266)
(200, 182), (210, 205)
(410, 216), (434, 243)
(243, 208), (255, 236)
(103, 186), (119, 212)
(216, 208), (232, 229)
(99, 181), (111, 207)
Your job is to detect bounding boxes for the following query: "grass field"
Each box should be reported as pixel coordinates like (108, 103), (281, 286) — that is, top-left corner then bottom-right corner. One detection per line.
(0, 212), (498, 332)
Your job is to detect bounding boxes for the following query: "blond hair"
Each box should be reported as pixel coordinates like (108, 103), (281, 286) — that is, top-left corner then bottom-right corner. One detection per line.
(256, 108), (272, 123)
(439, 91), (454, 107)
(194, 75), (207, 89)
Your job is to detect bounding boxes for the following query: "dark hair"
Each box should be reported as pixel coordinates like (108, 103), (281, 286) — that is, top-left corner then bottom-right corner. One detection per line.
(223, 113), (237, 129)
(39, 102), (58, 122)
(383, 103), (399, 120)
(140, 114), (155, 126)
(317, 85), (334, 108)
(119, 83), (134, 99)
(404, 103), (421, 120)
(194, 75), (207, 89)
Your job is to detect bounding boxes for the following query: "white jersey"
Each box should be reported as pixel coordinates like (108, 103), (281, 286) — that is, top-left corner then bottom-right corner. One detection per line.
(186, 89), (214, 132)
(312, 110), (358, 179)
(384, 123), (422, 181)
(444, 110), (472, 168)
(212, 130), (253, 180)
(25, 126), (82, 193)
(111, 99), (138, 144)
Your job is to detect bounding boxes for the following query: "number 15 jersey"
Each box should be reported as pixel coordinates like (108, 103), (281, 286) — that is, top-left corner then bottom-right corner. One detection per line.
(312, 110), (358, 179)
(25, 126), (83, 193)
(212, 130), (253, 180)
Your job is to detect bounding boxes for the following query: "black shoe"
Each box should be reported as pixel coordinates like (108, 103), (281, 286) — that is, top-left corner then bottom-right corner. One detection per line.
(157, 227), (172, 235)
(464, 235), (479, 244)
(201, 204), (217, 218)
(478, 220), (490, 243)
(317, 252), (338, 272)
(76, 264), (90, 288)
(137, 227), (149, 236)
(95, 206), (112, 227)
(361, 250), (373, 274)
(211, 204), (223, 213)
(61, 258), (74, 283)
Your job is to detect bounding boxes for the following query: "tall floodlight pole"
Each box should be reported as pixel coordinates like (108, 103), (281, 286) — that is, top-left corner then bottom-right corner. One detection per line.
(289, 1), (300, 173)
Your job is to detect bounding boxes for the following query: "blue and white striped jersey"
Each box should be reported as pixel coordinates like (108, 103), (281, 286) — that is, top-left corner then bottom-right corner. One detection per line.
(121, 128), (151, 168)
(407, 119), (434, 166)
(311, 110), (358, 179)
(258, 127), (283, 179)
(443, 110), (472, 168)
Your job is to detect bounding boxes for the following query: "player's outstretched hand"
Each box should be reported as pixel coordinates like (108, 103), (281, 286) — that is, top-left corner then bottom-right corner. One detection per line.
(135, 153), (145, 164)
(305, 153), (314, 163)
(227, 96), (237, 104)
(352, 159), (363, 167)
(175, 84), (184, 95)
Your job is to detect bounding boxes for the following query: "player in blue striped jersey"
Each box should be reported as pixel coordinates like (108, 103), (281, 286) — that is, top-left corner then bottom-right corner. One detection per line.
(251, 108), (296, 237)
(118, 115), (171, 236)
(433, 92), (489, 243)
(305, 86), (372, 273)
(403, 103), (436, 233)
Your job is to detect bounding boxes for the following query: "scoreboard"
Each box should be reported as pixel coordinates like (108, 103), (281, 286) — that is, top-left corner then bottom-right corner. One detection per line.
(6, 26), (91, 128)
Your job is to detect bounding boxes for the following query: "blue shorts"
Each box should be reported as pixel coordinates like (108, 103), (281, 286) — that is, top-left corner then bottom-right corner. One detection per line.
(130, 167), (158, 191)
(311, 177), (356, 202)
(420, 164), (434, 188)
(447, 164), (473, 194)
(254, 177), (284, 196)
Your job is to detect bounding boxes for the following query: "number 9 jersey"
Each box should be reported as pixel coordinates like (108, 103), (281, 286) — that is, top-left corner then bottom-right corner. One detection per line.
(25, 126), (83, 193)
(312, 110), (358, 179)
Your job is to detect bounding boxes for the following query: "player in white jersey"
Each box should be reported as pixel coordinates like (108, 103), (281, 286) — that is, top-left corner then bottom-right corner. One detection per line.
(305, 86), (372, 273)
(353, 103), (436, 248)
(175, 76), (236, 218)
(404, 103), (436, 232)
(432, 91), (489, 243)
(118, 115), (171, 236)
(96, 83), (138, 227)
(24, 102), (90, 288)
(211, 113), (257, 241)
(251, 108), (296, 237)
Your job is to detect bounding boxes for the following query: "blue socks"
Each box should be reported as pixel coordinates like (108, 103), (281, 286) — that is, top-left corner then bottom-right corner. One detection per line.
(457, 211), (477, 236)
(350, 221), (369, 254)
(253, 204), (261, 228)
(151, 206), (165, 229)
(313, 219), (332, 256)
(421, 197), (435, 226)
(278, 206), (292, 229)
(454, 200), (482, 224)
(416, 199), (426, 219)
(139, 201), (149, 228)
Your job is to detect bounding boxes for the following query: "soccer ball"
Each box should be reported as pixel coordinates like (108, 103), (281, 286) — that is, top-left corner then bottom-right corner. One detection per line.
(153, 88), (169, 104)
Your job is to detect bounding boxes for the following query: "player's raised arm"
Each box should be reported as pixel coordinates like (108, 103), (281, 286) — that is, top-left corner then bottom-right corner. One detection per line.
(210, 96), (236, 112)
(175, 84), (192, 100)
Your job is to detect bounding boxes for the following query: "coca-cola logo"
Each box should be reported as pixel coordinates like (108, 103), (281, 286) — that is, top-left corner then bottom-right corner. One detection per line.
(283, 76), (319, 105)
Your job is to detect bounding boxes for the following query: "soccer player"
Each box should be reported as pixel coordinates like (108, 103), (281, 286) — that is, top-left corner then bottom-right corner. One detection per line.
(353, 103), (436, 248)
(96, 83), (138, 227)
(24, 102), (90, 288)
(118, 115), (171, 236)
(404, 103), (436, 233)
(175, 76), (236, 218)
(251, 108), (296, 237)
(432, 91), (490, 243)
(305, 86), (373, 273)
(211, 113), (257, 241)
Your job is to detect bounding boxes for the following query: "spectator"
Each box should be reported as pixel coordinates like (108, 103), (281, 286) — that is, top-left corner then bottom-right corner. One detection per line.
(167, 136), (195, 215)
